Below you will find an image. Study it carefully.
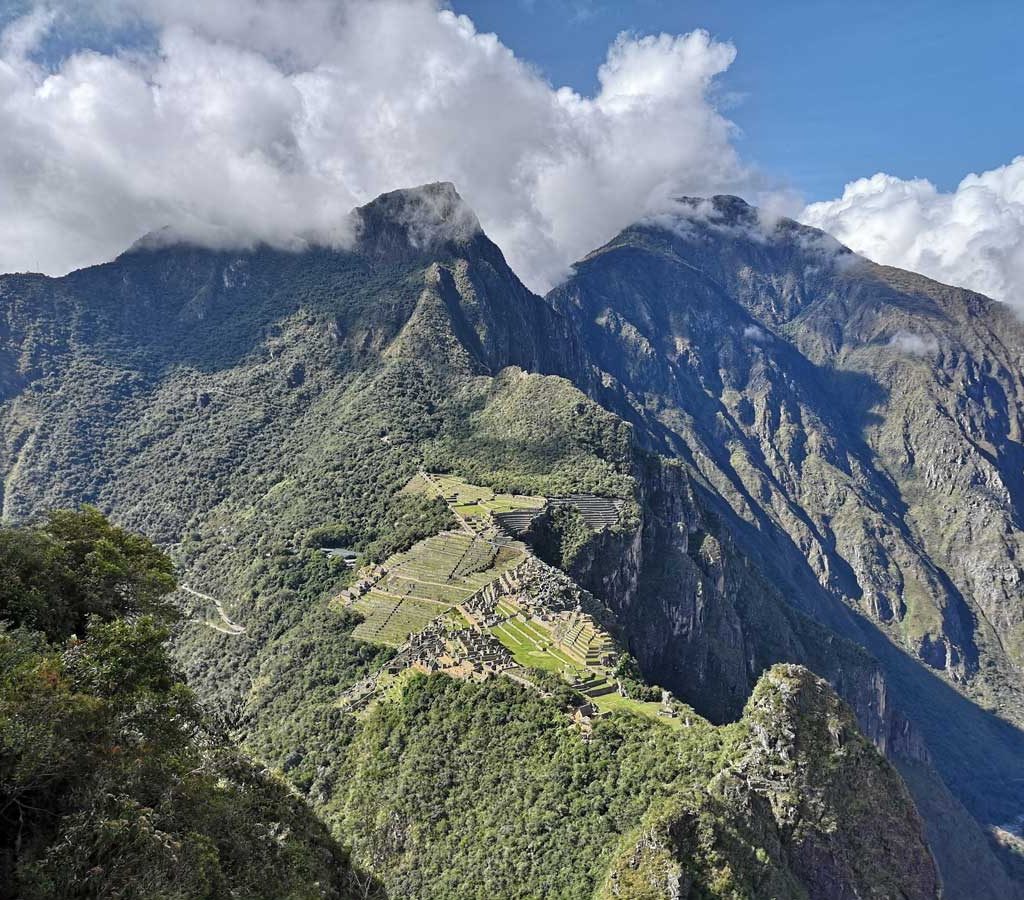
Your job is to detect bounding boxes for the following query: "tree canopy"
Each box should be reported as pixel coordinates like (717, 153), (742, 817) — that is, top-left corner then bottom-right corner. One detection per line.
(0, 508), (380, 900)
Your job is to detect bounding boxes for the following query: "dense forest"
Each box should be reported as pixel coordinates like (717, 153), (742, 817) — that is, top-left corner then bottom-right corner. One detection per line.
(1, 184), (1017, 896)
(0, 509), (381, 899)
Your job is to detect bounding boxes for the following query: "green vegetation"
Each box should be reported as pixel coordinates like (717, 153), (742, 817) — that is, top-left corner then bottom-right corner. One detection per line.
(235, 600), (392, 795)
(530, 502), (595, 571)
(322, 668), (935, 900)
(613, 652), (663, 702)
(345, 526), (525, 647)
(0, 506), (175, 642)
(0, 509), (380, 900)
(423, 369), (636, 500)
(331, 673), (728, 899)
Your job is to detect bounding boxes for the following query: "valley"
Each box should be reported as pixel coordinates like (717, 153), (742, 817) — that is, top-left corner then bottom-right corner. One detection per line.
(0, 182), (1021, 897)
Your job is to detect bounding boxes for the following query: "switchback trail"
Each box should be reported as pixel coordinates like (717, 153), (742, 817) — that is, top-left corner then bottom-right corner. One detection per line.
(180, 584), (247, 635)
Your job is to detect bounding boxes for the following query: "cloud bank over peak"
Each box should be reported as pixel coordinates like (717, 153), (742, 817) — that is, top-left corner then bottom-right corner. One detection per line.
(803, 158), (1024, 307)
(0, 0), (765, 291)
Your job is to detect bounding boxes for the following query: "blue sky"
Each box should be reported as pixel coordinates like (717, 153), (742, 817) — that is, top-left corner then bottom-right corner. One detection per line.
(453, 0), (1024, 200)
(2, 0), (1022, 303)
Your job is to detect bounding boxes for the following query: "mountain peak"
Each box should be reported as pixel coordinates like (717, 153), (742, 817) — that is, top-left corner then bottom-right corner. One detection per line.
(612, 193), (857, 273)
(117, 224), (212, 261)
(355, 181), (482, 256)
(113, 182), (483, 268)
(677, 193), (756, 221)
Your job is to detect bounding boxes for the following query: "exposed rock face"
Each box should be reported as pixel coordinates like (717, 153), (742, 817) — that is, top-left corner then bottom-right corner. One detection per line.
(569, 452), (928, 759)
(0, 185), (1020, 895)
(738, 666), (939, 899)
(550, 196), (1024, 710)
(354, 181), (482, 258)
(601, 665), (940, 900)
(547, 200), (1024, 878)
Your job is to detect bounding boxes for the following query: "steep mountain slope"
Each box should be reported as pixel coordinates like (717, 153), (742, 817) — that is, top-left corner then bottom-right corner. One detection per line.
(0, 509), (382, 900)
(599, 665), (939, 900)
(548, 196), (1024, 887)
(551, 196), (1024, 707)
(0, 183), (1015, 895)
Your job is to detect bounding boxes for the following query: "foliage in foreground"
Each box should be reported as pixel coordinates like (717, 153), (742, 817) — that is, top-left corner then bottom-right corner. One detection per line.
(0, 509), (380, 900)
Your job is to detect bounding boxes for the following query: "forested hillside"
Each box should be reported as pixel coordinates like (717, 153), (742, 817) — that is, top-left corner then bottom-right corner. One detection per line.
(0, 509), (939, 899)
(0, 509), (381, 899)
(0, 184), (1020, 896)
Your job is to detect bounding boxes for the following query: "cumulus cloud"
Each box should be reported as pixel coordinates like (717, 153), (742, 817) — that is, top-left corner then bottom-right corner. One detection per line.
(0, 0), (762, 290)
(803, 158), (1024, 307)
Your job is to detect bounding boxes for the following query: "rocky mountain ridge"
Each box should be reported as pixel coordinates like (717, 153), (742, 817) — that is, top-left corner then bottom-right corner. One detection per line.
(0, 183), (1021, 896)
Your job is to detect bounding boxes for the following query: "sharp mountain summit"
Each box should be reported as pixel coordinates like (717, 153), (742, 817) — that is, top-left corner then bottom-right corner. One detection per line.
(2, 182), (1023, 899)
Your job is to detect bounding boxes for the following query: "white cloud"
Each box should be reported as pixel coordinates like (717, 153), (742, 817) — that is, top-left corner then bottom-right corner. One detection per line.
(802, 158), (1024, 307)
(0, 0), (761, 291)
(888, 330), (939, 357)
(742, 324), (769, 343)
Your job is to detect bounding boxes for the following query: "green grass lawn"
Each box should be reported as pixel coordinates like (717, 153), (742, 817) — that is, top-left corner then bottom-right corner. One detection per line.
(445, 608), (470, 628)
(486, 494), (545, 513)
(590, 693), (684, 729)
(491, 620), (584, 675)
(512, 617), (557, 646)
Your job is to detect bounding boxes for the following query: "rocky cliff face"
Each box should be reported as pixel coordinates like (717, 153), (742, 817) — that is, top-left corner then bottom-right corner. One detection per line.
(568, 453), (927, 759)
(0, 185), (1020, 895)
(550, 197), (1024, 712)
(601, 665), (940, 900)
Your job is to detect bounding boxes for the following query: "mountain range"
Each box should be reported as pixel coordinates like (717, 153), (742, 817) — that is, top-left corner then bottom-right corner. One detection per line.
(1, 181), (1022, 898)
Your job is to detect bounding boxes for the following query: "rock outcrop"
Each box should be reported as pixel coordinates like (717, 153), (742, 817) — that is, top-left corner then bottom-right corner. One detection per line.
(601, 665), (940, 900)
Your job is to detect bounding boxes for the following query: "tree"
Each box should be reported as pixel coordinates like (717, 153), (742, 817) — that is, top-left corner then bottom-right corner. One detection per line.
(0, 506), (177, 641)
(0, 510), (380, 899)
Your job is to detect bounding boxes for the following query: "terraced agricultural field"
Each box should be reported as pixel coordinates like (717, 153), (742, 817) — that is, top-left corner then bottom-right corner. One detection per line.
(349, 529), (526, 647)
(487, 610), (684, 728)
(430, 473), (544, 512)
(351, 594), (448, 646)
(380, 532), (523, 598)
(491, 618), (585, 675)
(495, 598), (519, 617)
(407, 472), (546, 532)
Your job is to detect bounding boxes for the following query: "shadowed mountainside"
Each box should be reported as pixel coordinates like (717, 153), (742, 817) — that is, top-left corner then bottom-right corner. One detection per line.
(0, 185), (1019, 896)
